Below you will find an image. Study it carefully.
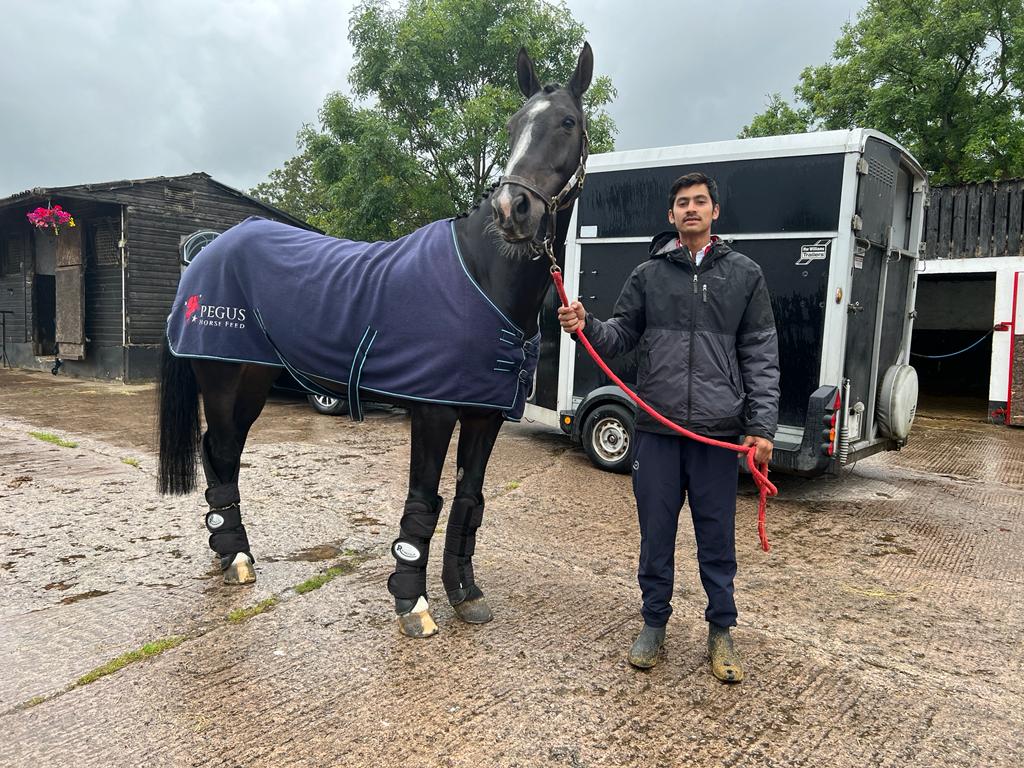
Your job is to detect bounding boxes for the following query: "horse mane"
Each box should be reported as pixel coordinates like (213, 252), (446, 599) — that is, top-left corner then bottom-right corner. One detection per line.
(454, 180), (502, 220)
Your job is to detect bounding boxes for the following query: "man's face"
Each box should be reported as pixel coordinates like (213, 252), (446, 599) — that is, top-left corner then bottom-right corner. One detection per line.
(668, 183), (720, 238)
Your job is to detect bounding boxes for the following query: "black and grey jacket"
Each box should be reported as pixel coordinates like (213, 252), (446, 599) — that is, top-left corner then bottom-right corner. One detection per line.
(582, 232), (780, 439)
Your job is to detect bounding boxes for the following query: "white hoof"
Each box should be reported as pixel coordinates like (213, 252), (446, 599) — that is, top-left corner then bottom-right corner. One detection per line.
(397, 596), (438, 638)
(223, 553), (256, 585)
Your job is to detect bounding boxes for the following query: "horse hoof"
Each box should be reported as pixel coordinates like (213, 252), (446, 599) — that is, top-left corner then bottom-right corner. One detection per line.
(452, 596), (493, 624)
(223, 553), (256, 585)
(397, 596), (438, 638)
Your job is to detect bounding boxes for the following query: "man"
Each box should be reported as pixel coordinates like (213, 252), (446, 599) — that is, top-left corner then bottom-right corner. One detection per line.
(557, 172), (779, 682)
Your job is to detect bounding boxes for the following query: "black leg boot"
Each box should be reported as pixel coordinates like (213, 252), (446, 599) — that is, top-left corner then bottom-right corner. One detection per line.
(387, 495), (443, 638)
(201, 435), (255, 585)
(441, 495), (492, 624)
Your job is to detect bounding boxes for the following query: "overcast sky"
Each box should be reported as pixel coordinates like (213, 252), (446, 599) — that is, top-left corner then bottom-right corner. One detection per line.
(0, 0), (866, 199)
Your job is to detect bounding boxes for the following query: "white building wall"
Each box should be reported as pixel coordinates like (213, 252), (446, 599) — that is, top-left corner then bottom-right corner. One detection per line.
(916, 256), (1024, 403)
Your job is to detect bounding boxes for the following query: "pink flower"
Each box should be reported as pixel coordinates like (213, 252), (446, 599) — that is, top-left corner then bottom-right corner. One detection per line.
(25, 204), (75, 233)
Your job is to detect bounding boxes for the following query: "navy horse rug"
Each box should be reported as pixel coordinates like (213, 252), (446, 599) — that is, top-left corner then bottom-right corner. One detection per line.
(167, 217), (540, 420)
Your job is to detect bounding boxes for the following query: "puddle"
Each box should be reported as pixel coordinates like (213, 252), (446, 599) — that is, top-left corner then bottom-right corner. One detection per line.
(264, 542), (350, 563)
(351, 514), (383, 527)
(870, 546), (918, 557)
(44, 581), (75, 591)
(60, 590), (111, 605)
(871, 535), (918, 556)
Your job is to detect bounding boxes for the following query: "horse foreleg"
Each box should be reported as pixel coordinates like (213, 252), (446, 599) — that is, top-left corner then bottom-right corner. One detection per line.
(388, 403), (458, 638)
(443, 407), (504, 624)
(193, 361), (278, 585)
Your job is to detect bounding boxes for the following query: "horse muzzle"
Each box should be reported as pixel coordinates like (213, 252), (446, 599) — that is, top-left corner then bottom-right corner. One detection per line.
(490, 187), (546, 242)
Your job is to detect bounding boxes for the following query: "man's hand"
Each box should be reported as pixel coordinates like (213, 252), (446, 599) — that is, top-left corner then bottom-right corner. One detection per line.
(743, 435), (773, 464)
(557, 301), (586, 334)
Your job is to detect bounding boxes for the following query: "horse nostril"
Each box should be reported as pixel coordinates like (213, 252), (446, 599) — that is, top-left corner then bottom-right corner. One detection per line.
(514, 193), (530, 217)
(490, 197), (507, 225)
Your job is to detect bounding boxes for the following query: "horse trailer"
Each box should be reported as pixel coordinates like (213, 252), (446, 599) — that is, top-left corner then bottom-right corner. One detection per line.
(524, 129), (927, 476)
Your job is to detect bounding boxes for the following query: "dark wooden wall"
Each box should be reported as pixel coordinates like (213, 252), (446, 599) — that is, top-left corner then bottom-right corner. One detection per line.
(96, 177), (301, 345)
(0, 176), (306, 375)
(0, 228), (32, 344)
(84, 212), (125, 348)
(925, 181), (1024, 260)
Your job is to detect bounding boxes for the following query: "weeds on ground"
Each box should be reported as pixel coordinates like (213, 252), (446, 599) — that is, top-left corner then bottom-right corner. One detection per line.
(293, 550), (368, 595)
(29, 431), (77, 448)
(227, 597), (279, 623)
(74, 636), (185, 687)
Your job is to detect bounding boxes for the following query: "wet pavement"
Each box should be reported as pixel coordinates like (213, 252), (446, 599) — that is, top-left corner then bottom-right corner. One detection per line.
(0, 367), (1022, 767)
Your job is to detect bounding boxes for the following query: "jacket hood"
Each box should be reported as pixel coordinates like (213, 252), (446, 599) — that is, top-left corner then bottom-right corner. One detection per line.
(648, 231), (732, 266)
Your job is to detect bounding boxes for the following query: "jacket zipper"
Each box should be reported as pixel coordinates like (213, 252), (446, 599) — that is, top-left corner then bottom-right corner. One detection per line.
(688, 265), (698, 426)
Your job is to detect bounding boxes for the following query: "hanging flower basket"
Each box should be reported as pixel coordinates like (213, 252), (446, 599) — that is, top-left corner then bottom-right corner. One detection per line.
(27, 204), (76, 236)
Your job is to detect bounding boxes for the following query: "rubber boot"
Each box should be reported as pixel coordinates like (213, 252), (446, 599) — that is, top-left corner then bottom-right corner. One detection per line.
(627, 624), (665, 669)
(708, 624), (744, 683)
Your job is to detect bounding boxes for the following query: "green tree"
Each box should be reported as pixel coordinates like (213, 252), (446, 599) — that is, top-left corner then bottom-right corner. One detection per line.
(305, 95), (452, 241)
(252, 0), (616, 237)
(740, 0), (1024, 183)
(738, 94), (811, 139)
(249, 126), (329, 224)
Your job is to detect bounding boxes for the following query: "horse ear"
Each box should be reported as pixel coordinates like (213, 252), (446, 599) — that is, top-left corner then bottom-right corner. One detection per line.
(517, 46), (542, 98)
(568, 41), (593, 100)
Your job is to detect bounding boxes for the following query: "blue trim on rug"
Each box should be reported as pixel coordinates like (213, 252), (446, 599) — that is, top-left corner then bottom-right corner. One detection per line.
(449, 220), (523, 336)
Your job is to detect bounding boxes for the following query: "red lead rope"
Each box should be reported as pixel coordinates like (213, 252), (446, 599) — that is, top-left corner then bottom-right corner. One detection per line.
(550, 268), (777, 552)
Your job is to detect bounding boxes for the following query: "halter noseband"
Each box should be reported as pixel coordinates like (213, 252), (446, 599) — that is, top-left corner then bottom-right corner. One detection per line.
(496, 127), (590, 265)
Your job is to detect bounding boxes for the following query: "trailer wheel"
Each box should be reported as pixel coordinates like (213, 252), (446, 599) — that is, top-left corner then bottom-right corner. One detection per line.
(582, 403), (634, 473)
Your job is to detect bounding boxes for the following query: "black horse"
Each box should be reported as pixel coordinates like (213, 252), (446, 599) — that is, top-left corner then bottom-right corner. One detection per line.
(158, 43), (592, 638)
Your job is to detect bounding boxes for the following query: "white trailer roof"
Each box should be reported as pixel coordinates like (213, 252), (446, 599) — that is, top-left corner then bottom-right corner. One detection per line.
(588, 128), (926, 178)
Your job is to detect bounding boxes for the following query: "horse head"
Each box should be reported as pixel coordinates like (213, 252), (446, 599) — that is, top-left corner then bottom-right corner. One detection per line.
(491, 42), (593, 249)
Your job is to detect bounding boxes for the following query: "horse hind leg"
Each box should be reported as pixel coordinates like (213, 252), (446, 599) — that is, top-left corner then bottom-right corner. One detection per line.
(200, 434), (255, 585)
(193, 361), (278, 585)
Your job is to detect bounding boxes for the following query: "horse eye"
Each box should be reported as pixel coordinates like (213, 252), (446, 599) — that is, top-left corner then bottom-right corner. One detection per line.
(562, 117), (576, 130)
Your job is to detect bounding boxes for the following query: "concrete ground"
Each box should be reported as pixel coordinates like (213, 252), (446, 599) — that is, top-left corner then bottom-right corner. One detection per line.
(0, 367), (1021, 767)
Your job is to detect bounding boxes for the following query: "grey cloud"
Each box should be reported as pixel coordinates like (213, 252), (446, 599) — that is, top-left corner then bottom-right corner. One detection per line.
(0, 0), (863, 198)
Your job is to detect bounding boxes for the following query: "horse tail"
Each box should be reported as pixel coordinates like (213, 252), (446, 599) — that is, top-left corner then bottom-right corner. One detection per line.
(158, 335), (200, 495)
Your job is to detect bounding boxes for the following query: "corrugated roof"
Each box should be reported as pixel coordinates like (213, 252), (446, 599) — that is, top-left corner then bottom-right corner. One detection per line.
(0, 172), (317, 231)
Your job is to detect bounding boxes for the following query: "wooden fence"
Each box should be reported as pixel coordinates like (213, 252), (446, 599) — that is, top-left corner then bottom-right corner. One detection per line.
(924, 180), (1024, 260)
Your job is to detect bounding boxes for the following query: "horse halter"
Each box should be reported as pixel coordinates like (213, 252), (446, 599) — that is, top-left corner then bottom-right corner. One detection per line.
(497, 127), (590, 266)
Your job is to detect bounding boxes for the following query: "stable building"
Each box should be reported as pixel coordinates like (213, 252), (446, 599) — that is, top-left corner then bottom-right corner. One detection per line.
(916, 181), (1024, 425)
(0, 174), (312, 381)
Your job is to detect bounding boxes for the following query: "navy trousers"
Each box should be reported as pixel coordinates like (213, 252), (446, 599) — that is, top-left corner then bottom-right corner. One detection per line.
(631, 429), (739, 629)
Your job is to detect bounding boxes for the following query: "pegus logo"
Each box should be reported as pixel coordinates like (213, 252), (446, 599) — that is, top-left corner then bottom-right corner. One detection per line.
(183, 293), (247, 329)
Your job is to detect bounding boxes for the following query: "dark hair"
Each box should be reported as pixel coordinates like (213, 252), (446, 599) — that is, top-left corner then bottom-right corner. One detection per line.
(668, 172), (719, 209)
